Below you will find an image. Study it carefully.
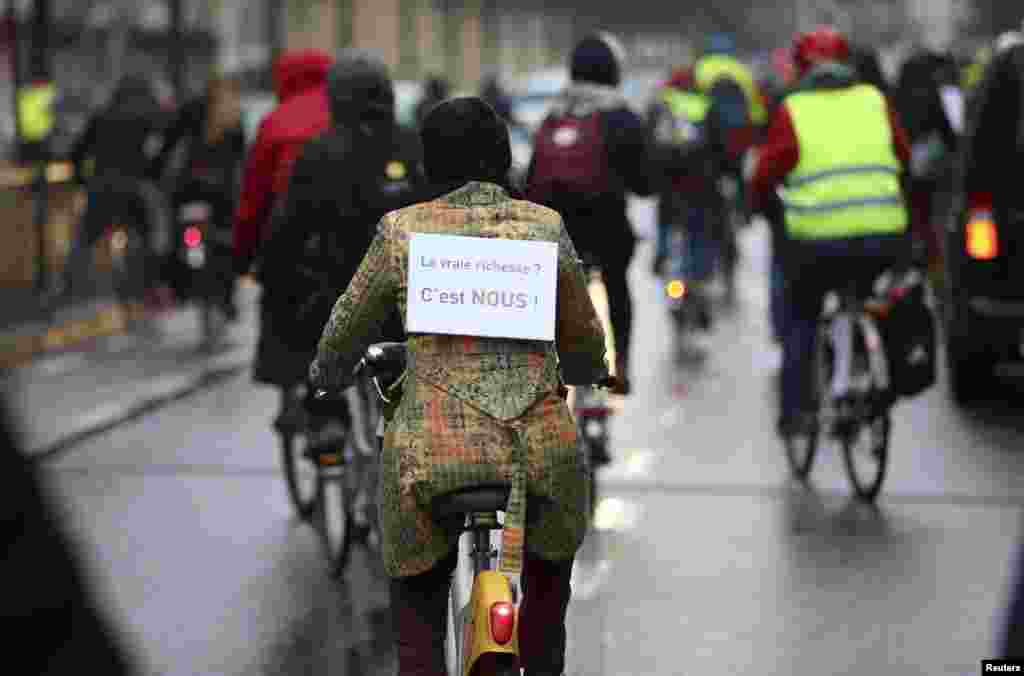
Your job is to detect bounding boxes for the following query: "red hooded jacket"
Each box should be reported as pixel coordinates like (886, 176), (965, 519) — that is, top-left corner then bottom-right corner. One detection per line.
(234, 49), (333, 264)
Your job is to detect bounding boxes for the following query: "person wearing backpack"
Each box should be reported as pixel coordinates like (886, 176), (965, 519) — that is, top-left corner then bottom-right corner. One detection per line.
(525, 32), (655, 395)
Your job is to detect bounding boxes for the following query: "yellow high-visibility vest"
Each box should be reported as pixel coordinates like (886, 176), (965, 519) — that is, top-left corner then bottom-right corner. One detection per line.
(18, 82), (55, 143)
(695, 54), (768, 124)
(660, 87), (711, 123)
(781, 84), (908, 240)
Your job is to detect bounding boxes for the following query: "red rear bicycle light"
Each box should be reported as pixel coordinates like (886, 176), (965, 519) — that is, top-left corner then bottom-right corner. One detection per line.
(489, 602), (516, 645)
(966, 210), (998, 260)
(184, 226), (203, 248)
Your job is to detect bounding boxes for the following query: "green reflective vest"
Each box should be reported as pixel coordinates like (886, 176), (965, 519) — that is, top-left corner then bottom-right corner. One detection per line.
(18, 83), (55, 143)
(660, 87), (710, 123)
(695, 54), (768, 124)
(781, 84), (908, 241)
(658, 88), (711, 145)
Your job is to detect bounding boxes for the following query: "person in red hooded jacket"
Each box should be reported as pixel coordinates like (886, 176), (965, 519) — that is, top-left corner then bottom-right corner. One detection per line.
(233, 49), (333, 274)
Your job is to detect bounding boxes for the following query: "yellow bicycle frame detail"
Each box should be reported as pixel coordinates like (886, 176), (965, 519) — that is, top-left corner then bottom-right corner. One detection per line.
(463, 570), (518, 675)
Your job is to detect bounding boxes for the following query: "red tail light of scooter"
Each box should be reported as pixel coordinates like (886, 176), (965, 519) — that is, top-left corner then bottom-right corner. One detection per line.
(489, 602), (516, 645)
(184, 226), (203, 249)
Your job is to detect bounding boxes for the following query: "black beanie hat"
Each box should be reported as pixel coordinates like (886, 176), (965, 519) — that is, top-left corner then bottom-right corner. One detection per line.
(327, 49), (394, 123)
(420, 97), (511, 185)
(570, 33), (623, 87)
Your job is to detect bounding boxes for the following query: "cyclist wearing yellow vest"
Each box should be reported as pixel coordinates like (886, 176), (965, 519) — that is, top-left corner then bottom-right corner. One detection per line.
(695, 33), (768, 161)
(696, 34), (768, 126)
(747, 27), (913, 441)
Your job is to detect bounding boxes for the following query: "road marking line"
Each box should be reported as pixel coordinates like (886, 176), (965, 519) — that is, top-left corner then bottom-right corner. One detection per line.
(69, 401), (129, 433)
(29, 361), (249, 460)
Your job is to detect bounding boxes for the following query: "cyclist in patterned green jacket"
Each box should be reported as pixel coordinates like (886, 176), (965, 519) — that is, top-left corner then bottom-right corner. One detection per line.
(310, 97), (609, 676)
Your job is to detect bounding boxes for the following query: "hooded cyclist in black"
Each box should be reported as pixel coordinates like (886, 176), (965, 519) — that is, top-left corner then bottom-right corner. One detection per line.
(254, 50), (421, 391)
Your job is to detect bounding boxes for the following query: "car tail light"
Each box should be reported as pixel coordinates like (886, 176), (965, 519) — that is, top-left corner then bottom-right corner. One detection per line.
(184, 226), (203, 249)
(966, 210), (998, 260)
(665, 279), (687, 299)
(577, 406), (610, 419)
(489, 602), (515, 645)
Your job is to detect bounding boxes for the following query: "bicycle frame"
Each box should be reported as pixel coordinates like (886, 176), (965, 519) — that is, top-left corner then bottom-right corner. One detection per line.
(818, 289), (891, 432)
(448, 512), (519, 676)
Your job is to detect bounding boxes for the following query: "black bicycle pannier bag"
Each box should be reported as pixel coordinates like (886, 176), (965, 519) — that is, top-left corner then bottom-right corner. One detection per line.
(874, 272), (937, 398)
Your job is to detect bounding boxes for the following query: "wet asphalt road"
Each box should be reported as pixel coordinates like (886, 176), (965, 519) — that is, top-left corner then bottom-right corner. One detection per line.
(31, 200), (1024, 675)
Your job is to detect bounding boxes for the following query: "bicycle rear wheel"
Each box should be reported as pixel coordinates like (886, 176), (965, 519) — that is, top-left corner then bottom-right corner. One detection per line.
(841, 413), (890, 502)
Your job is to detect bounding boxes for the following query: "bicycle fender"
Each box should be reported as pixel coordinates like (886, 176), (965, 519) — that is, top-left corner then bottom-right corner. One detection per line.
(464, 570), (518, 675)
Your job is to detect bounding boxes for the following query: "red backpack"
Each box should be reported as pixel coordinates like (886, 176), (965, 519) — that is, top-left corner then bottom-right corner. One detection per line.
(527, 110), (612, 206)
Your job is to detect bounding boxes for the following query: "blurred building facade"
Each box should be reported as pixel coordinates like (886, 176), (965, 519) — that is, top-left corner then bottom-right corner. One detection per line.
(0, 0), (1016, 291)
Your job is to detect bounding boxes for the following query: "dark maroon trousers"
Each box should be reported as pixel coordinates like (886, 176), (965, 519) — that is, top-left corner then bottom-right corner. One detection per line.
(390, 548), (574, 676)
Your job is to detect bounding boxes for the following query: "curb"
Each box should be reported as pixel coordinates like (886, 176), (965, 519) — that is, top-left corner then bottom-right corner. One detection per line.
(30, 358), (248, 462)
(1, 303), (150, 371)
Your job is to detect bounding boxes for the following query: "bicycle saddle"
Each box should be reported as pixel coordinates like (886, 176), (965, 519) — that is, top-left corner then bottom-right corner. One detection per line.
(432, 486), (510, 519)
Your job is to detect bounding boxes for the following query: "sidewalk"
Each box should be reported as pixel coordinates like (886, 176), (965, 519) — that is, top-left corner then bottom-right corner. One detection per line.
(0, 286), (144, 370)
(2, 284), (259, 457)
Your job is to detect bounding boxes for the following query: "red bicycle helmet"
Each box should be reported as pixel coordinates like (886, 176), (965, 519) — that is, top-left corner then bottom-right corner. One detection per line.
(667, 66), (694, 90)
(793, 26), (850, 78)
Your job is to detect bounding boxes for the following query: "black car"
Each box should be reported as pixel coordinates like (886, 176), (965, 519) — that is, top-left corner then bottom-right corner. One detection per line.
(944, 42), (1024, 404)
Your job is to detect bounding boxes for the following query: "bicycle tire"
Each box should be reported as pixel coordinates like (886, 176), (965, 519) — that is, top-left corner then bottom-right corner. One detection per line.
(199, 300), (218, 351)
(588, 467), (598, 519)
(784, 324), (828, 480)
(279, 431), (316, 521)
(486, 654), (521, 676)
(320, 475), (353, 578)
(783, 425), (819, 480)
(841, 413), (890, 502)
(111, 229), (148, 304)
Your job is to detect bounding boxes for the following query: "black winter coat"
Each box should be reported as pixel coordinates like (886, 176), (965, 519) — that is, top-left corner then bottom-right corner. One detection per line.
(71, 96), (164, 184)
(253, 122), (424, 387)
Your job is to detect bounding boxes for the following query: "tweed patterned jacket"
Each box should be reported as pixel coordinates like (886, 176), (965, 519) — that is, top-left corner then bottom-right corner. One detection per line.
(310, 181), (608, 578)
